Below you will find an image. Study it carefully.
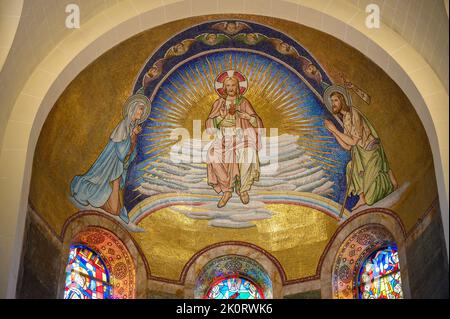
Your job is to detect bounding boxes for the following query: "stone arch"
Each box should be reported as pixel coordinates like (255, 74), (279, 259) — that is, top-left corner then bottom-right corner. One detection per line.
(59, 212), (148, 298)
(194, 255), (272, 299)
(319, 209), (410, 299)
(332, 224), (397, 299)
(182, 241), (285, 298)
(1, 1), (447, 297)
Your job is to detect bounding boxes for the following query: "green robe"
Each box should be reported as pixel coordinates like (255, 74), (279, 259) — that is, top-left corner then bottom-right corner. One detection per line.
(345, 108), (394, 205)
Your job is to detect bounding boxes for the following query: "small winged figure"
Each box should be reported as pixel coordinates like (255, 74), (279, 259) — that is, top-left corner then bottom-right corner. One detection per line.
(267, 38), (300, 58)
(233, 33), (268, 45)
(142, 59), (165, 88)
(211, 21), (252, 35)
(164, 39), (196, 59)
(298, 56), (323, 86)
(195, 33), (231, 46)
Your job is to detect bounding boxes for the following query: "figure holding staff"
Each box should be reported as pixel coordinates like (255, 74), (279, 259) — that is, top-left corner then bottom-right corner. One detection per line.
(323, 85), (397, 213)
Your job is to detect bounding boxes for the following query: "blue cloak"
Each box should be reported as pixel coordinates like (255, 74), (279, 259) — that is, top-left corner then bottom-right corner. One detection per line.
(70, 136), (135, 208)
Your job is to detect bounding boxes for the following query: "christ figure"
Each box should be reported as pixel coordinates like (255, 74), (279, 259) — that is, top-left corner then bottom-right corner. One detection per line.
(206, 72), (263, 208)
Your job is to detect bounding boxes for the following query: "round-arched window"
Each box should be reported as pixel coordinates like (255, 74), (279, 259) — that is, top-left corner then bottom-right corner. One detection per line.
(64, 245), (111, 299)
(206, 275), (265, 299)
(357, 245), (403, 299)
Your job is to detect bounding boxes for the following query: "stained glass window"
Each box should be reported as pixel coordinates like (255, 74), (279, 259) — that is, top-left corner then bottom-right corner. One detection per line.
(206, 276), (264, 299)
(64, 245), (112, 299)
(357, 245), (403, 299)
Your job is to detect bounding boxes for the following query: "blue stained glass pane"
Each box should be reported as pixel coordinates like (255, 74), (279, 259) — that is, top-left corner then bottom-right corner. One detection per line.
(64, 246), (111, 299)
(358, 245), (403, 299)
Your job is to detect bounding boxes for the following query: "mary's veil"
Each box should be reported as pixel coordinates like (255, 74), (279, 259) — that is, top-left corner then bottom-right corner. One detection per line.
(110, 93), (151, 142)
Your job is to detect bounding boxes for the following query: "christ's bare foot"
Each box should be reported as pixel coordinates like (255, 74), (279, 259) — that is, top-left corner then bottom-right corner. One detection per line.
(240, 191), (249, 204)
(218, 192), (232, 208)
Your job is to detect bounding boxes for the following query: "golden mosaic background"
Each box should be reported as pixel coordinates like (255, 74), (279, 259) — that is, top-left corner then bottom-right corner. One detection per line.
(29, 15), (438, 281)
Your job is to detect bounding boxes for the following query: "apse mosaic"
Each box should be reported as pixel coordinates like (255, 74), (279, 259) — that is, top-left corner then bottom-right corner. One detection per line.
(69, 19), (407, 232)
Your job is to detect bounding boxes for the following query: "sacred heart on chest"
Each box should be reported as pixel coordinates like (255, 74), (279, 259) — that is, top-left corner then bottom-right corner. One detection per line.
(228, 104), (236, 115)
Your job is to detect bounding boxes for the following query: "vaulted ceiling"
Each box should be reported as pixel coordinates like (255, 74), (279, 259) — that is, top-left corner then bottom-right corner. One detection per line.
(0, 0), (448, 144)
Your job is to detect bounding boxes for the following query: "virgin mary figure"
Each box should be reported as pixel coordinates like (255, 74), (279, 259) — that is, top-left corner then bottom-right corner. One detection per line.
(70, 93), (151, 223)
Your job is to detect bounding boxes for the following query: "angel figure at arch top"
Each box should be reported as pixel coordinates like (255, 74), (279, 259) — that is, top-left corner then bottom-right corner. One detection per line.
(206, 70), (264, 208)
(70, 93), (151, 223)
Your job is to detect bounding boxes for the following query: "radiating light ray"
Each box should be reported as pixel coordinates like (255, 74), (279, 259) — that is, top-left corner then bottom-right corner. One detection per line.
(153, 102), (186, 119)
(306, 151), (341, 164)
(163, 85), (193, 110)
(143, 139), (178, 152)
(281, 105), (308, 115)
(142, 131), (170, 138)
(142, 150), (171, 169)
(159, 96), (189, 114)
(270, 79), (292, 104)
(264, 73), (289, 101)
(147, 118), (181, 126)
(145, 136), (172, 143)
(277, 97), (308, 112)
(144, 125), (182, 130)
(187, 65), (211, 100)
(200, 62), (215, 91)
(138, 52), (345, 186)
(261, 69), (283, 97)
(148, 113), (184, 124)
(285, 124), (325, 130)
(255, 65), (277, 97)
(150, 111), (183, 123)
(301, 146), (335, 155)
(297, 139), (336, 146)
(194, 64), (211, 94)
(177, 71), (202, 102)
(205, 57), (217, 83)
(169, 78), (197, 104)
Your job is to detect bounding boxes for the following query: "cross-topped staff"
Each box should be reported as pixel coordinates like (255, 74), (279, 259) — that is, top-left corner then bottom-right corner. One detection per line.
(339, 149), (355, 219)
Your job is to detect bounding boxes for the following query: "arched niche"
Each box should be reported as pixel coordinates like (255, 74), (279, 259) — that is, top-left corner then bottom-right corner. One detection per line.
(182, 242), (284, 298)
(332, 224), (398, 299)
(59, 213), (148, 298)
(195, 255), (272, 299)
(319, 210), (411, 299)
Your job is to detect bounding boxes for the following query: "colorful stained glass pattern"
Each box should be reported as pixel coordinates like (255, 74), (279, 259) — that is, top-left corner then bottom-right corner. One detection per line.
(358, 246), (403, 299)
(206, 276), (264, 299)
(64, 245), (112, 299)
